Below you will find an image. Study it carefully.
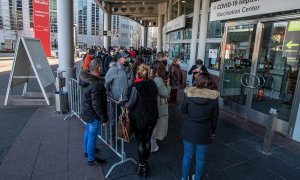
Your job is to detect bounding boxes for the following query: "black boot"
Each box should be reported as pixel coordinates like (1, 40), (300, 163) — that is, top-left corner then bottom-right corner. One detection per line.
(136, 164), (148, 178)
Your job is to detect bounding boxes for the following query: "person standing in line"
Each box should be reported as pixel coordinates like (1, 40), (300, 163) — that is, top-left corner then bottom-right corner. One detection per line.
(181, 72), (219, 180)
(126, 64), (159, 177)
(150, 61), (171, 152)
(82, 49), (96, 70)
(129, 47), (137, 59)
(131, 58), (144, 78)
(105, 52), (134, 142)
(79, 59), (108, 165)
(188, 59), (208, 84)
(169, 58), (183, 107)
(104, 49), (116, 74)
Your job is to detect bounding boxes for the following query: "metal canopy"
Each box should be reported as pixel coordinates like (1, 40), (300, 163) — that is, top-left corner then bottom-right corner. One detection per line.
(96, 0), (168, 26)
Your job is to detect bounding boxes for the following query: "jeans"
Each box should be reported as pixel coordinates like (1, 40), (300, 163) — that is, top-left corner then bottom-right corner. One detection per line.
(84, 119), (102, 161)
(182, 140), (209, 180)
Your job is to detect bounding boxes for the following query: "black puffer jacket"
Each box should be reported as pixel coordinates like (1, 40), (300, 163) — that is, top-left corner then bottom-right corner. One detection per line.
(79, 70), (108, 123)
(181, 87), (219, 144)
(126, 80), (158, 129)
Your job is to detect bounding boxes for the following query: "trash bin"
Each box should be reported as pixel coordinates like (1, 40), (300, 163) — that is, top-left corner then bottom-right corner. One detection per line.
(55, 91), (69, 114)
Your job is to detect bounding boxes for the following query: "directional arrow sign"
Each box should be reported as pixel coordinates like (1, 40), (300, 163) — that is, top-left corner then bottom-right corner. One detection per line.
(286, 41), (299, 49)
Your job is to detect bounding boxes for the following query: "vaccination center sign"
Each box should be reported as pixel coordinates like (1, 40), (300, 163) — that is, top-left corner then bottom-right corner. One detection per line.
(210, 0), (300, 21)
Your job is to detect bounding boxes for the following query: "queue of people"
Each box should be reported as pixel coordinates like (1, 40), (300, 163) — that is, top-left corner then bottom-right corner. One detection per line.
(79, 48), (219, 180)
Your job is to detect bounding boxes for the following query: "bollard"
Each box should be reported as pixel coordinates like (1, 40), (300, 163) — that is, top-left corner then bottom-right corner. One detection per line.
(262, 108), (278, 154)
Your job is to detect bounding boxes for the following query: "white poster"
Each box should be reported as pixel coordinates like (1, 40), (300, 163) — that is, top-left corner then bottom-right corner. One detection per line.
(210, 0), (300, 21)
(209, 49), (218, 58)
(166, 15), (186, 32)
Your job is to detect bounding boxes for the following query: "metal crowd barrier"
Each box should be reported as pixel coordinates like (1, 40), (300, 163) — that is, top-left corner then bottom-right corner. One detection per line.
(64, 78), (137, 178)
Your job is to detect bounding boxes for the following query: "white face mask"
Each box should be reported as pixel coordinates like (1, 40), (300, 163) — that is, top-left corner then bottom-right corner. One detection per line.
(110, 52), (115, 56)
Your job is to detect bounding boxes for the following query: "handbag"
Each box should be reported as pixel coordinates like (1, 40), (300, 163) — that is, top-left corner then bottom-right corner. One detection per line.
(118, 108), (134, 143)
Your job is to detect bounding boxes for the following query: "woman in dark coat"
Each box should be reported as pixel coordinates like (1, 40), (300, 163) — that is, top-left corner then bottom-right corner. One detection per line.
(181, 72), (219, 180)
(126, 64), (159, 177)
(169, 58), (183, 107)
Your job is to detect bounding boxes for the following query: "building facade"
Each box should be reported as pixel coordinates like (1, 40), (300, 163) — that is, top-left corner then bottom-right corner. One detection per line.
(0, 0), (141, 51)
(163, 0), (300, 142)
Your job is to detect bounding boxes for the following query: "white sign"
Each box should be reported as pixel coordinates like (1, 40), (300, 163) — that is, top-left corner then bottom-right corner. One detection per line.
(209, 49), (218, 58)
(210, 0), (300, 21)
(4, 37), (55, 106)
(166, 15), (186, 33)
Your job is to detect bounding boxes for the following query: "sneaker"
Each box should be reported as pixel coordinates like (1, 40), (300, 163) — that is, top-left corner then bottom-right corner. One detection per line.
(88, 160), (100, 166)
(151, 145), (159, 153)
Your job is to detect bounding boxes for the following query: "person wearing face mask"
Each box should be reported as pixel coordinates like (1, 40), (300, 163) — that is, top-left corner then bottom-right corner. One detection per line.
(104, 49), (116, 74)
(188, 59), (208, 84)
(105, 52), (134, 141)
(105, 51), (133, 101)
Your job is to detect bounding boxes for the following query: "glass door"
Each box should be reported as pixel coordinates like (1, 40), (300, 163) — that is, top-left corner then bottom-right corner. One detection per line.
(250, 20), (300, 134)
(221, 24), (257, 116)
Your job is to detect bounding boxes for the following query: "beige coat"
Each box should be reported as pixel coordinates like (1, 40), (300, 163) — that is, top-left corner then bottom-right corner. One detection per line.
(151, 76), (171, 140)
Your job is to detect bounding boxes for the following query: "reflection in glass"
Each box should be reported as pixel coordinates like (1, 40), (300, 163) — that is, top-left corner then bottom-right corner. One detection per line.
(251, 20), (300, 122)
(204, 43), (221, 71)
(168, 43), (191, 64)
(222, 25), (257, 106)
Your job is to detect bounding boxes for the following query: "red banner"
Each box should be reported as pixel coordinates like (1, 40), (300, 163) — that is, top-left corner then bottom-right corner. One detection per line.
(33, 0), (51, 57)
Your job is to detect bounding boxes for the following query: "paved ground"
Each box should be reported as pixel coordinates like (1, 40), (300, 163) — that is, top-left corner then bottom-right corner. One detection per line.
(1, 59), (300, 180)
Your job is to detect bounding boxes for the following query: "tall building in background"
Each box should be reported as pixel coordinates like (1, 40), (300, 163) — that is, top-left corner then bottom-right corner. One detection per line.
(0, 0), (142, 51)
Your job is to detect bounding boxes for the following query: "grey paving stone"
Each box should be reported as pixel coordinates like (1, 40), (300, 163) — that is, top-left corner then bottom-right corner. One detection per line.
(228, 136), (278, 159)
(272, 147), (300, 167)
(250, 154), (295, 177)
(234, 161), (279, 180)
(205, 166), (251, 180)
(31, 171), (69, 180)
(283, 167), (300, 180)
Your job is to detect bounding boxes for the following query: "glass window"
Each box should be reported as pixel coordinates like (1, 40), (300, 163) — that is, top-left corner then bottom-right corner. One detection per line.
(207, 18), (224, 38)
(0, 16), (3, 29)
(29, 0), (33, 28)
(251, 20), (300, 122)
(168, 17), (193, 41)
(50, 0), (57, 33)
(180, 0), (194, 15)
(168, 43), (191, 64)
(171, 1), (179, 20)
(204, 43), (221, 71)
(78, 0), (88, 35)
(9, 0), (23, 30)
(0, 5), (3, 29)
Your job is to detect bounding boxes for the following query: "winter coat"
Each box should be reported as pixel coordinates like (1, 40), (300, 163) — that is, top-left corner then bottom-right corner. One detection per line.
(181, 87), (219, 145)
(82, 54), (94, 70)
(126, 80), (159, 129)
(79, 70), (108, 123)
(151, 76), (171, 140)
(170, 64), (183, 89)
(105, 61), (134, 101)
(129, 50), (137, 58)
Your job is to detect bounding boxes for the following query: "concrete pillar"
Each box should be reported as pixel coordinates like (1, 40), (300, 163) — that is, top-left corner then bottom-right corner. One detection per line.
(157, 14), (163, 52)
(104, 4), (112, 50)
(57, 0), (74, 91)
(143, 21), (148, 48)
(197, 0), (210, 60)
(187, 0), (201, 83)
